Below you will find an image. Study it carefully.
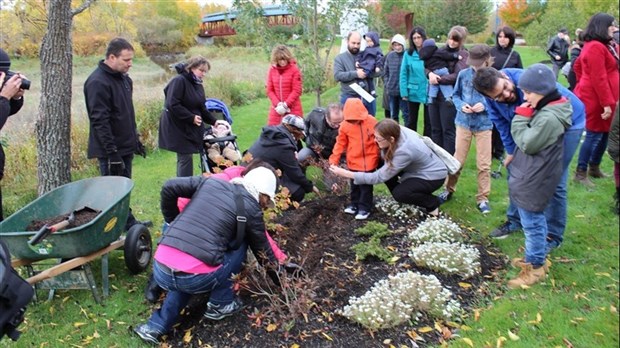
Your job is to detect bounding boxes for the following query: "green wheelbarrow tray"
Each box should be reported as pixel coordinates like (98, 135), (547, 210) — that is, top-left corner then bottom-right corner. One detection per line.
(0, 177), (134, 260)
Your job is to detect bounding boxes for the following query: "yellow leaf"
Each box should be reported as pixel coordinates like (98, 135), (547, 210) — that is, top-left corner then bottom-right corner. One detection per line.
(519, 284), (530, 289)
(507, 330), (519, 341)
(291, 344), (300, 348)
(387, 245), (397, 251)
(434, 321), (442, 332)
(536, 312), (542, 323)
(418, 326), (433, 333)
(382, 339), (391, 344)
(183, 329), (192, 343)
(474, 309), (480, 322)
(461, 337), (474, 347)
(92, 331), (100, 339)
(594, 332), (604, 336)
(446, 321), (460, 328)
(574, 214), (585, 218)
(458, 282), (472, 289)
(460, 325), (472, 331)
(266, 323), (277, 332)
(389, 256), (400, 263)
(496, 336), (507, 348)
(321, 332), (333, 341)
(611, 305), (617, 313)
(595, 272), (611, 278)
(73, 322), (87, 328)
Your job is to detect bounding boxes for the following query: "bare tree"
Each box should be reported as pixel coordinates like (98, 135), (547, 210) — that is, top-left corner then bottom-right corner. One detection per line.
(35, 0), (95, 195)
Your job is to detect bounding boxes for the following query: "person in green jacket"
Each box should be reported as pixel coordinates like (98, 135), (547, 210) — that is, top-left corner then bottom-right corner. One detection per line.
(399, 26), (429, 134)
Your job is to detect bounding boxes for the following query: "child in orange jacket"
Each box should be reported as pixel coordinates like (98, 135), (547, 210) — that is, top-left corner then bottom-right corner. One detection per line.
(329, 98), (381, 219)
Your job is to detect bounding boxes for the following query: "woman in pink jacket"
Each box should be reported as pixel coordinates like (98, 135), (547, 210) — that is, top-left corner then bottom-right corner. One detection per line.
(265, 45), (303, 125)
(573, 13), (619, 185)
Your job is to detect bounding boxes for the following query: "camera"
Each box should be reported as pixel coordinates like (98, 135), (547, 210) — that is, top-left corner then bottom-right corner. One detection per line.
(2, 70), (30, 90)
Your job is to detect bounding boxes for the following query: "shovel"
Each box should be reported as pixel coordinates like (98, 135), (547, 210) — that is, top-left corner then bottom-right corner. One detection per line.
(28, 207), (99, 246)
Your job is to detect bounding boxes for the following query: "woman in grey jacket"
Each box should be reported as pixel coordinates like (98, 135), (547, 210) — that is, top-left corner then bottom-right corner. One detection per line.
(330, 119), (447, 216)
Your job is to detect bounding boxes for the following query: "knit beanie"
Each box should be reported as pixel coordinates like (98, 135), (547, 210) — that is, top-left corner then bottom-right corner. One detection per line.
(422, 38), (436, 49)
(390, 34), (406, 47)
(282, 114), (306, 136)
(517, 63), (557, 95)
(0, 48), (10, 73)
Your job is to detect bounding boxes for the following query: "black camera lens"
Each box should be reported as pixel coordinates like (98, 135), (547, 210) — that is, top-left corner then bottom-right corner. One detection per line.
(3, 70), (30, 90)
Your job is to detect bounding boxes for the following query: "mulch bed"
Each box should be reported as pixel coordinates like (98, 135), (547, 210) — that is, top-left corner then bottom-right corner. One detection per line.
(154, 194), (506, 347)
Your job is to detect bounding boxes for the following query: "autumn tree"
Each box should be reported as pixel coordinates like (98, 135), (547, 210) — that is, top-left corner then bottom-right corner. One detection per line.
(383, 6), (410, 37)
(36, 0), (95, 194)
(498, 0), (536, 30)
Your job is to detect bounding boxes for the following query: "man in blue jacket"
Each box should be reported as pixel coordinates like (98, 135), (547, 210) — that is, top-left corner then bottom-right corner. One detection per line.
(473, 67), (585, 253)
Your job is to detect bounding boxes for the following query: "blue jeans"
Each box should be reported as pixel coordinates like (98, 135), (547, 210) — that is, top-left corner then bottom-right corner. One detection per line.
(389, 96), (409, 125)
(147, 244), (248, 333)
(517, 207), (547, 267)
(340, 94), (376, 117)
(506, 128), (583, 244)
(576, 131), (609, 170)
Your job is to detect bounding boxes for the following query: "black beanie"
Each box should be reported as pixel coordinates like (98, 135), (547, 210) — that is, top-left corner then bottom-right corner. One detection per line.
(0, 48), (10, 73)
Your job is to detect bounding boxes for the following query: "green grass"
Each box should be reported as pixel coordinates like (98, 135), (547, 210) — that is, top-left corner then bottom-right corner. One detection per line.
(1, 45), (619, 347)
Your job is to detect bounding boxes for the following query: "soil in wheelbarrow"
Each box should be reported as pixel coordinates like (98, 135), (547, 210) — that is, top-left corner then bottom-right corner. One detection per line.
(155, 194), (506, 347)
(25, 209), (101, 231)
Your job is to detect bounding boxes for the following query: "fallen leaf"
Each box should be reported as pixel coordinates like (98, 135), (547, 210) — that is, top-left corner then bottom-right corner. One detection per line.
(563, 337), (574, 348)
(183, 329), (192, 343)
(574, 214), (585, 218)
(442, 326), (452, 339)
(291, 344), (300, 348)
(458, 282), (472, 289)
(595, 272), (612, 278)
(507, 330), (519, 341)
(383, 338), (391, 344)
(93, 331), (100, 338)
(321, 332), (333, 341)
(461, 338), (474, 347)
(105, 319), (111, 330)
(446, 321), (460, 328)
(474, 309), (480, 321)
(73, 322), (86, 328)
(418, 326), (433, 333)
(434, 321), (443, 332)
(496, 336), (506, 348)
(594, 332), (604, 336)
(266, 323), (277, 332)
(611, 305), (617, 313)
(389, 256), (400, 263)
(536, 312), (542, 323)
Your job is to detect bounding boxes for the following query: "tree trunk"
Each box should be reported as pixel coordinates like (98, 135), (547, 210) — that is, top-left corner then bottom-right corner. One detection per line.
(35, 0), (73, 195)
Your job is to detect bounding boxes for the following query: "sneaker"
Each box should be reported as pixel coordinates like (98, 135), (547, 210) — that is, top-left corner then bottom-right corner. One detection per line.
(477, 201), (491, 214)
(489, 221), (520, 239)
(437, 190), (453, 205)
(545, 239), (561, 254)
(133, 324), (162, 345)
(344, 205), (358, 215)
(355, 210), (370, 220)
(203, 298), (243, 320)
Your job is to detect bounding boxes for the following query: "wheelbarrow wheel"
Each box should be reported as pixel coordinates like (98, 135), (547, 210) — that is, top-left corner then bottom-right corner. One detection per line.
(124, 224), (152, 274)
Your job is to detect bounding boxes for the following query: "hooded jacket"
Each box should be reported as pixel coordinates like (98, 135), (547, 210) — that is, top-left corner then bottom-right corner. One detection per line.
(357, 32), (384, 74)
(400, 48), (428, 103)
(509, 97), (572, 212)
(158, 65), (216, 154)
(84, 60), (138, 158)
(383, 49), (405, 97)
(265, 60), (303, 125)
(247, 124), (314, 195)
(329, 99), (380, 171)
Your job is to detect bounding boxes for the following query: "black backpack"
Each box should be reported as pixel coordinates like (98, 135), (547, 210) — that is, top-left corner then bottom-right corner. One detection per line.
(0, 239), (34, 341)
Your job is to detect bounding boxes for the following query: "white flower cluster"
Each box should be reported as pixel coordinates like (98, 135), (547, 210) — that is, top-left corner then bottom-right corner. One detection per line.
(408, 217), (463, 245)
(409, 242), (481, 278)
(340, 271), (461, 330)
(375, 197), (423, 223)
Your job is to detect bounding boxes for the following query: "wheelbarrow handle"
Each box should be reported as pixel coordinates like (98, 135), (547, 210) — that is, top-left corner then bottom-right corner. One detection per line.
(28, 215), (74, 246)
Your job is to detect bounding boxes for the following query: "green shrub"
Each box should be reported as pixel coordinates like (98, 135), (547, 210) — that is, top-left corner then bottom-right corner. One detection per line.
(134, 99), (164, 150)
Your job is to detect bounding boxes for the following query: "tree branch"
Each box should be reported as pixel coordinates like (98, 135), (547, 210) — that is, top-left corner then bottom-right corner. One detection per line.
(72, 0), (96, 17)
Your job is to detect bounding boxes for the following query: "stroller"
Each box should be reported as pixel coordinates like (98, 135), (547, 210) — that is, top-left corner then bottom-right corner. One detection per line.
(200, 98), (242, 173)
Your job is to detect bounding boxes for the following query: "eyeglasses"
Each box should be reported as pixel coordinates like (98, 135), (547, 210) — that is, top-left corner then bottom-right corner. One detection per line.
(375, 136), (387, 143)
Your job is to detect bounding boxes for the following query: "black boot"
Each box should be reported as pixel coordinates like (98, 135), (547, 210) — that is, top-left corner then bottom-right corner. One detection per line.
(144, 273), (163, 303)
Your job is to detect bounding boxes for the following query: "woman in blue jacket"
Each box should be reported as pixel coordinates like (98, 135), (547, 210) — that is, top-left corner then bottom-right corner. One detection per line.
(400, 26), (429, 135)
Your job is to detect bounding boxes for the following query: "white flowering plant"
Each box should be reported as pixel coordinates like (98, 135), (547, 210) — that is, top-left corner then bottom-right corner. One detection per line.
(408, 217), (463, 245)
(375, 197), (424, 223)
(339, 271), (462, 330)
(409, 242), (481, 278)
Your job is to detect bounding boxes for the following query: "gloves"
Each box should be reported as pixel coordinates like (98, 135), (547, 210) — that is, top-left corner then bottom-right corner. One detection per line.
(108, 152), (125, 176)
(274, 102), (289, 116)
(135, 139), (147, 158)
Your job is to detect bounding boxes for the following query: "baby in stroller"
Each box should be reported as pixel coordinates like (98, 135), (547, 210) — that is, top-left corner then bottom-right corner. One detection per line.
(203, 120), (241, 170)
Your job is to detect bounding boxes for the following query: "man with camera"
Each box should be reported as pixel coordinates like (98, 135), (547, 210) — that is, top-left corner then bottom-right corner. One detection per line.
(0, 48), (28, 222)
(84, 38), (150, 230)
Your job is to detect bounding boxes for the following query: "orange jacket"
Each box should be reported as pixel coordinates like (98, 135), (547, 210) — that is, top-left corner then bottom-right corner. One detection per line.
(329, 98), (380, 172)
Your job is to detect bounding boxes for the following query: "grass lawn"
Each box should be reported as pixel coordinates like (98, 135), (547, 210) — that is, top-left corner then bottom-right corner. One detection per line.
(1, 46), (618, 347)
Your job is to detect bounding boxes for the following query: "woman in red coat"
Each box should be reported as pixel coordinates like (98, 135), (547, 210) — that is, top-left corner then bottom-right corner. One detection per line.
(573, 13), (619, 184)
(265, 45), (303, 125)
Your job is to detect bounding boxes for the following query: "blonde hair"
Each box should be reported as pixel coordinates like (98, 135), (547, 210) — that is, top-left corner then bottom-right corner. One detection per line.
(270, 45), (294, 65)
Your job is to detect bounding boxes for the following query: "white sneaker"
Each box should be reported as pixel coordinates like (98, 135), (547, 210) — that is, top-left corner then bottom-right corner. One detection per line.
(344, 205), (357, 215)
(355, 210), (370, 220)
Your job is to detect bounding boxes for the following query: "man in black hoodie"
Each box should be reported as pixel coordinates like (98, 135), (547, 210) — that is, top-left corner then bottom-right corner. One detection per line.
(84, 38), (149, 229)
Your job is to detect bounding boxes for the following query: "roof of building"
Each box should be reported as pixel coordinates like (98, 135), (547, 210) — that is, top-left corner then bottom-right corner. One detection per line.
(202, 4), (291, 23)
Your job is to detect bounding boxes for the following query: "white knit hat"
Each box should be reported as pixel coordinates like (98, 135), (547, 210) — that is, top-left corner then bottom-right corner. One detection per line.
(391, 34), (406, 47)
(240, 167), (277, 203)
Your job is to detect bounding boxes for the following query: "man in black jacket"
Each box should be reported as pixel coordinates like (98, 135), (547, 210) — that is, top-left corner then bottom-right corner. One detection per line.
(546, 28), (570, 80)
(298, 103), (343, 163)
(84, 37), (149, 230)
(0, 48), (26, 222)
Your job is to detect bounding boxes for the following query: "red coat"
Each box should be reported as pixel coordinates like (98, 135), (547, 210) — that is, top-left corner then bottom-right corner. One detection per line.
(574, 40), (619, 132)
(265, 60), (303, 125)
(329, 98), (380, 172)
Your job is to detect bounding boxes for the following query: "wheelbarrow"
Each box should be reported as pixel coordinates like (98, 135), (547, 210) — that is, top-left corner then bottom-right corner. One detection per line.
(0, 177), (152, 304)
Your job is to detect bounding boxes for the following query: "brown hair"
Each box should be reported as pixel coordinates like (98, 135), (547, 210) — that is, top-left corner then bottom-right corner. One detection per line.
(270, 45), (294, 65)
(185, 55), (210, 72)
(448, 26), (468, 48)
(374, 119), (401, 167)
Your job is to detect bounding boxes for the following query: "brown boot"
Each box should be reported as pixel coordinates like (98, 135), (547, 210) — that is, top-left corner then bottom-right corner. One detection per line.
(507, 262), (547, 289)
(574, 168), (595, 187)
(588, 164), (609, 178)
(511, 257), (551, 272)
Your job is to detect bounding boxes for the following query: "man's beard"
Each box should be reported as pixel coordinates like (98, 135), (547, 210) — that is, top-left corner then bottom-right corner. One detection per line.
(348, 47), (359, 55)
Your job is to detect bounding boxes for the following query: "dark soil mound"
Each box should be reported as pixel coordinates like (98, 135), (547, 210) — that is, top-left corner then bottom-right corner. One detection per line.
(157, 195), (505, 347)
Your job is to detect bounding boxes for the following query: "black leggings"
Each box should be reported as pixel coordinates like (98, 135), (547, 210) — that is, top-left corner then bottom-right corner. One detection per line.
(407, 101), (431, 137)
(385, 176), (445, 212)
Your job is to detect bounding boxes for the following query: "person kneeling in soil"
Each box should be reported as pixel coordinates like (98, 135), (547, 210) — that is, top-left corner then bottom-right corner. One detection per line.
(506, 64), (572, 289)
(133, 166), (282, 344)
